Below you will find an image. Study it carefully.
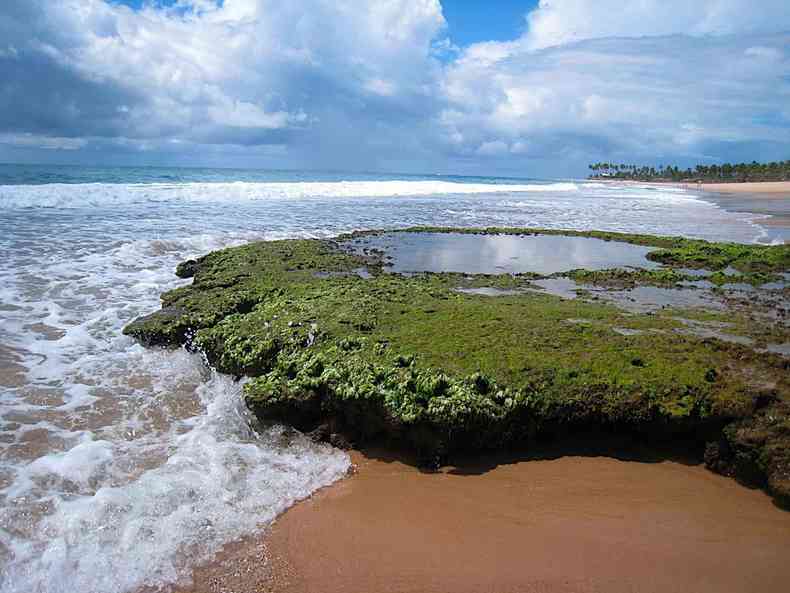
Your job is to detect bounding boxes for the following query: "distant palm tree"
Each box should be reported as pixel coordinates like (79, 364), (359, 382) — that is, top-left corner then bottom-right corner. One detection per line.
(587, 159), (789, 182)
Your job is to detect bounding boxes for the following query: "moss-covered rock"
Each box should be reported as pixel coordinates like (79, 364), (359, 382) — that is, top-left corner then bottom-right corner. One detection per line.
(646, 241), (789, 272)
(175, 259), (199, 278)
(563, 267), (782, 288)
(564, 268), (689, 288)
(124, 228), (790, 504)
(705, 399), (790, 508)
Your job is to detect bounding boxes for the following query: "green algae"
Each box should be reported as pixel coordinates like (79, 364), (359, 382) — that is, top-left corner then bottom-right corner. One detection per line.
(647, 241), (789, 272)
(124, 228), (790, 506)
(706, 400), (790, 508)
(563, 268), (782, 288)
(564, 268), (689, 288)
(706, 270), (782, 286)
(123, 239), (371, 346)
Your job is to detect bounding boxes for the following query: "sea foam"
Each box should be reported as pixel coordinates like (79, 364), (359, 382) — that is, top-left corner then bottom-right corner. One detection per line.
(0, 180), (578, 209)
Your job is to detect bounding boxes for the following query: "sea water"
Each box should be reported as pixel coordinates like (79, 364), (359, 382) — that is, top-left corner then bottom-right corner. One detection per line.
(340, 232), (662, 275)
(0, 164), (775, 592)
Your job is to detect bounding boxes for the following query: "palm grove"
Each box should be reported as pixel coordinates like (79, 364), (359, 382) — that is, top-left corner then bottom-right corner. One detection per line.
(588, 160), (790, 182)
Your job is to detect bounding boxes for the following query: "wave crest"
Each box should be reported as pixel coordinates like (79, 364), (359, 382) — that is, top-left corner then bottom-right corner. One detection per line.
(0, 180), (579, 209)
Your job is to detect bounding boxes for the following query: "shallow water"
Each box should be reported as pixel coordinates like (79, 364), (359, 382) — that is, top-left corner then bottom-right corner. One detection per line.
(523, 277), (727, 312)
(527, 277), (583, 299)
(594, 285), (726, 313)
(522, 277), (788, 353)
(0, 166), (780, 593)
(455, 287), (524, 297)
(343, 232), (660, 275)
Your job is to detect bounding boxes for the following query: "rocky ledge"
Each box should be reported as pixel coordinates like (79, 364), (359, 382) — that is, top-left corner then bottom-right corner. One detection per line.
(124, 228), (790, 507)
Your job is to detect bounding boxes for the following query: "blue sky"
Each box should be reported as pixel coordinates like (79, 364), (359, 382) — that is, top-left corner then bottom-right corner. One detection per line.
(442, 0), (537, 46)
(112, 0), (538, 47)
(0, 1), (788, 176)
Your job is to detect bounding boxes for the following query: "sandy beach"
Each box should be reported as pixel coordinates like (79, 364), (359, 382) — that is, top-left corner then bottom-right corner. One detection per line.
(175, 447), (790, 593)
(610, 180), (790, 240)
(7, 173), (787, 592)
(607, 179), (790, 199)
(4, 1), (790, 590)
(693, 182), (790, 239)
(687, 181), (790, 197)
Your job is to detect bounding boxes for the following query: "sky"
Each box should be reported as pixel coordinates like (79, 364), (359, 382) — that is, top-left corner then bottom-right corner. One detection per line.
(0, 0), (788, 177)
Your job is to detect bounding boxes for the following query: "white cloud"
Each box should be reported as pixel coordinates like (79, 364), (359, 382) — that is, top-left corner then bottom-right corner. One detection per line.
(206, 100), (300, 130)
(435, 0), (790, 168)
(522, 0), (790, 50)
(0, 0), (788, 173)
(744, 46), (783, 61)
(364, 78), (397, 97)
(476, 140), (508, 156)
(0, 133), (88, 150)
(1, 0), (446, 152)
(439, 33), (790, 162)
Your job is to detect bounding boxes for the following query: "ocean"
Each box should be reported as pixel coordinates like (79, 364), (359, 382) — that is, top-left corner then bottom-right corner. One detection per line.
(0, 163), (777, 592)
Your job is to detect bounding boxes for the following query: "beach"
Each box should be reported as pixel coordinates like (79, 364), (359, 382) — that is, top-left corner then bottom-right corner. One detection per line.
(3, 1), (790, 590)
(609, 181), (790, 242)
(155, 203), (790, 593)
(2, 168), (788, 593)
(177, 448), (790, 593)
(694, 181), (790, 196)
(694, 183), (790, 238)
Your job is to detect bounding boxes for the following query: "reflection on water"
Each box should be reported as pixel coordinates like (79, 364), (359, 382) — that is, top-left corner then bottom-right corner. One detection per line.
(526, 278), (583, 300)
(454, 287), (524, 297)
(594, 285), (725, 313)
(344, 232), (659, 275)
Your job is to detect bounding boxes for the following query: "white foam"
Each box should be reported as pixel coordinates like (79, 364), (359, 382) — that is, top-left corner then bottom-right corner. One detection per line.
(0, 219), (354, 592)
(26, 436), (114, 489)
(3, 373), (349, 593)
(0, 180), (578, 209)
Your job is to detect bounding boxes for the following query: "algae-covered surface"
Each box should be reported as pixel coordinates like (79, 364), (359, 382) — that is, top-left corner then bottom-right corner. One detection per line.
(124, 227), (790, 507)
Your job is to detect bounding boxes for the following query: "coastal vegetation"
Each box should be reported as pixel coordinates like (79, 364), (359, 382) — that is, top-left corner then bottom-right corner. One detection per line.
(588, 159), (790, 182)
(124, 228), (790, 507)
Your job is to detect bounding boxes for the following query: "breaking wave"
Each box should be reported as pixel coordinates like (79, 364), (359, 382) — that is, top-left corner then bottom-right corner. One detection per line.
(0, 180), (579, 209)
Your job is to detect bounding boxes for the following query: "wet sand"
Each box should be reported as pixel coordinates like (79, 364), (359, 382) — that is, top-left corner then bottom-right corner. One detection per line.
(699, 190), (790, 242)
(614, 180), (790, 241)
(695, 181), (790, 196)
(176, 448), (790, 593)
(621, 180), (790, 197)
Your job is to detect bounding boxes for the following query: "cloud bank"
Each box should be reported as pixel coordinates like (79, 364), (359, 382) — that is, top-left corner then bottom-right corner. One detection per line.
(0, 0), (788, 175)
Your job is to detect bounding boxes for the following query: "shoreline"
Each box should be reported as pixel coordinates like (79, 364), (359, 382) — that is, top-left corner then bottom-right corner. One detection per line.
(594, 179), (790, 195)
(683, 181), (790, 196)
(174, 447), (790, 593)
(600, 180), (790, 243)
(682, 183), (790, 243)
(126, 227), (789, 593)
(6, 167), (788, 592)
